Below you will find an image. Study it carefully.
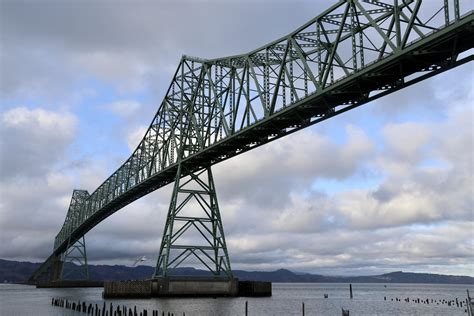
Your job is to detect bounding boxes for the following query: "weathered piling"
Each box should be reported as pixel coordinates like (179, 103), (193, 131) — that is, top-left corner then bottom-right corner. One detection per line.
(50, 297), (180, 316)
(302, 302), (305, 316)
(387, 295), (468, 312)
(349, 284), (353, 299)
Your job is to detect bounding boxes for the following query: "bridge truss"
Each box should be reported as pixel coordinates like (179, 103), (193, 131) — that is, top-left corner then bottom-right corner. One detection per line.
(30, 0), (473, 283)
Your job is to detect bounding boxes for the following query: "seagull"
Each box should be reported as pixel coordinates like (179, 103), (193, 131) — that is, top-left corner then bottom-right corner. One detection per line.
(133, 255), (147, 266)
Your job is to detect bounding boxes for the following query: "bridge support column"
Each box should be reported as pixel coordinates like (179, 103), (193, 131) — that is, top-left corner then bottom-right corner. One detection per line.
(60, 235), (90, 280)
(50, 256), (63, 282)
(154, 165), (232, 278)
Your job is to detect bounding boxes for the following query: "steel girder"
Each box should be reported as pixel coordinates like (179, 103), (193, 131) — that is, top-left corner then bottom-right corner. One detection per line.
(60, 236), (89, 280)
(154, 166), (232, 278)
(54, 190), (90, 251)
(30, 0), (473, 283)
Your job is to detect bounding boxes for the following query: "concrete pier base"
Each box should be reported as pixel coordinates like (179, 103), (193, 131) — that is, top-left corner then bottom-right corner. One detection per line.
(152, 277), (239, 297)
(103, 278), (271, 298)
(238, 280), (272, 297)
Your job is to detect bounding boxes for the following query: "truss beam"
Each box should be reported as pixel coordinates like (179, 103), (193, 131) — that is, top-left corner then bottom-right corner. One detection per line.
(60, 235), (89, 280)
(30, 0), (473, 283)
(154, 165), (232, 278)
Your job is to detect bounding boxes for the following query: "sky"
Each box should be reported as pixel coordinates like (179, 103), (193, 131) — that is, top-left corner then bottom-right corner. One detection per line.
(0, 0), (473, 277)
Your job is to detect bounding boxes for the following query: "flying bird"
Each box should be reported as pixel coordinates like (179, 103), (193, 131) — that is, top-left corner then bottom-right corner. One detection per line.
(133, 255), (147, 266)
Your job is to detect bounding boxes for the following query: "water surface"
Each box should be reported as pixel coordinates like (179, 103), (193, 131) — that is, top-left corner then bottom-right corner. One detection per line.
(1, 283), (472, 315)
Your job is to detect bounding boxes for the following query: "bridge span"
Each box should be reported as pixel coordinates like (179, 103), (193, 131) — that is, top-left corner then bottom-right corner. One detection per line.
(30, 0), (473, 283)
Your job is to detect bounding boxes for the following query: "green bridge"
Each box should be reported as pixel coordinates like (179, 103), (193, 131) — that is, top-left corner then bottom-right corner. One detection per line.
(30, 0), (474, 284)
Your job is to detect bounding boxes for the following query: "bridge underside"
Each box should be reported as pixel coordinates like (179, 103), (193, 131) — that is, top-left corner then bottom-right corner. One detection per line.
(29, 1), (474, 284)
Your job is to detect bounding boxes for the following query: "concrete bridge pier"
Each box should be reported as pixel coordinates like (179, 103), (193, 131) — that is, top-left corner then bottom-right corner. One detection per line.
(103, 277), (271, 298)
(151, 277), (239, 297)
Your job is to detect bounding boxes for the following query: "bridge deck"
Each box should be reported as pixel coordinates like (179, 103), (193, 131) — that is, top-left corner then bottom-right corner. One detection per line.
(30, 0), (474, 282)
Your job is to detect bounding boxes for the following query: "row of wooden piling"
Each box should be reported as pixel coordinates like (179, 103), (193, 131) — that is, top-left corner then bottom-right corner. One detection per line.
(384, 296), (472, 313)
(51, 297), (182, 316)
(52, 298), (274, 316)
(52, 294), (469, 316)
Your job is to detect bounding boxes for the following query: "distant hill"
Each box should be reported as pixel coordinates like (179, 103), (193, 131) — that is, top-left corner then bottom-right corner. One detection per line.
(1, 259), (472, 285)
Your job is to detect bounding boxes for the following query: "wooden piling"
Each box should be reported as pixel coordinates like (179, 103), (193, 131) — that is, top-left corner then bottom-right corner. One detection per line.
(245, 301), (248, 316)
(302, 302), (305, 316)
(49, 297), (183, 316)
(349, 284), (353, 299)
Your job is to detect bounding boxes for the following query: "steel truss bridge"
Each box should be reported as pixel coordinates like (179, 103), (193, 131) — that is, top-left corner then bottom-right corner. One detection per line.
(30, 0), (473, 283)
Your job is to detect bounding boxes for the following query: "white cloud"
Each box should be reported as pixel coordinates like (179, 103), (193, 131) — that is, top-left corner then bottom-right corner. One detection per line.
(103, 99), (143, 119)
(73, 52), (152, 92)
(382, 122), (432, 163)
(338, 109), (473, 230)
(126, 125), (148, 150)
(0, 107), (77, 179)
(213, 125), (374, 210)
(271, 192), (333, 233)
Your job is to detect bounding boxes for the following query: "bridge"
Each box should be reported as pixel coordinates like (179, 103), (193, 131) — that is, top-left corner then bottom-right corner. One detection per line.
(30, 0), (473, 284)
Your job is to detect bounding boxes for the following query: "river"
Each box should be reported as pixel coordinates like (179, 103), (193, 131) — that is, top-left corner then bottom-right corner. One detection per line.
(1, 283), (473, 315)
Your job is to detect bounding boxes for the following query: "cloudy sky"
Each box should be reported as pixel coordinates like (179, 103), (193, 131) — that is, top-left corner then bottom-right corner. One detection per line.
(0, 0), (473, 277)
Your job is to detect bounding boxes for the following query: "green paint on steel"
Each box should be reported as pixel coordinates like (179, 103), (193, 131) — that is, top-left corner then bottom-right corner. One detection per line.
(60, 235), (89, 281)
(154, 166), (232, 278)
(29, 0), (474, 283)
